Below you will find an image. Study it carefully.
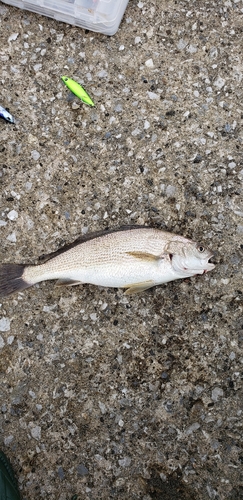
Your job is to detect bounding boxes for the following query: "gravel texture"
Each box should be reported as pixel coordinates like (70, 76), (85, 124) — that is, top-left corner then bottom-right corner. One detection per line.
(0, 1), (243, 499)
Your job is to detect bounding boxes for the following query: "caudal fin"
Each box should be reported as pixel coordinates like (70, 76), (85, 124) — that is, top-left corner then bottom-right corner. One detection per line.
(0, 264), (32, 297)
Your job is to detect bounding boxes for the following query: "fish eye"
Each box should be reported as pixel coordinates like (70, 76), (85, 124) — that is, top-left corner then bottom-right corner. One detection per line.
(197, 245), (205, 253)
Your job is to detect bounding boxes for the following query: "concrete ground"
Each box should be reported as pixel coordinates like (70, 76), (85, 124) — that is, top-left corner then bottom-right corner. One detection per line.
(0, 0), (243, 498)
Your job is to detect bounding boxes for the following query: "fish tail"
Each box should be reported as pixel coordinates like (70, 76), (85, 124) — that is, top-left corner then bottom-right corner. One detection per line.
(0, 264), (33, 297)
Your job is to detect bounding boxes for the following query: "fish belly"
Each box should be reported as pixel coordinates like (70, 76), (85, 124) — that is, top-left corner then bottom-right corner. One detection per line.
(24, 255), (174, 289)
(80, 259), (175, 288)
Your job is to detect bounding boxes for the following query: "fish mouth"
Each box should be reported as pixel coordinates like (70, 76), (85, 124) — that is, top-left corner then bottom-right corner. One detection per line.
(203, 260), (215, 273)
(172, 252), (215, 276)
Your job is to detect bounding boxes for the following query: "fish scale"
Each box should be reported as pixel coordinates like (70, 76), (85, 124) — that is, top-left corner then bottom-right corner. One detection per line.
(23, 230), (162, 284)
(24, 229), (166, 282)
(0, 226), (215, 297)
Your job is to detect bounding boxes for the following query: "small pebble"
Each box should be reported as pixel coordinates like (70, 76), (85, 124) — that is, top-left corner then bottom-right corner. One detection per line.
(193, 154), (202, 163)
(7, 210), (18, 221)
(98, 401), (106, 414)
(186, 422), (200, 435)
(0, 5), (7, 15)
(213, 76), (225, 89)
(8, 33), (19, 42)
(4, 435), (14, 445)
(0, 318), (10, 332)
(147, 91), (159, 100)
(90, 313), (97, 321)
(177, 39), (187, 50)
(31, 150), (40, 160)
(56, 34), (64, 43)
(118, 457), (131, 467)
(212, 387), (224, 401)
(145, 58), (154, 68)
(97, 70), (108, 78)
(77, 464), (89, 477)
(25, 182), (32, 191)
(114, 103), (123, 112)
(58, 467), (65, 480)
(30, 425), (41, 440)
(33, 63), (42, 72)
(71, 102), (80, 110)
(132, 128), (141, 136)
(165, 185), (176, 197)
(7, 233), (16, 243)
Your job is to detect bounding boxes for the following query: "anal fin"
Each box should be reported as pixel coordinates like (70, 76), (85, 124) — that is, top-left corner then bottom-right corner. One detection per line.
(56, 279), (83, 287)
(123, 280), (154, 295)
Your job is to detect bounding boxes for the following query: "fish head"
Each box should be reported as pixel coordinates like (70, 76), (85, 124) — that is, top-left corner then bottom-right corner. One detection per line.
(3, 111), (14, 124)
(171, 241), (215, 277)
(61, 76), (70, 84)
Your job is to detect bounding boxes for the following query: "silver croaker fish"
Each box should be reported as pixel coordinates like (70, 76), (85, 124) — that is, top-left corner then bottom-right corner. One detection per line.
(0, 105), (15, 124)
(0, 226), (215, 297)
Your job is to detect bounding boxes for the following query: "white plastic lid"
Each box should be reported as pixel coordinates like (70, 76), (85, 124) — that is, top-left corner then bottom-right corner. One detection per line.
(1, 0), (129, 35)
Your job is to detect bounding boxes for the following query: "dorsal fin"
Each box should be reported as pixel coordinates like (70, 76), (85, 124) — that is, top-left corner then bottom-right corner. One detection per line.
(38, 225), (148, 263)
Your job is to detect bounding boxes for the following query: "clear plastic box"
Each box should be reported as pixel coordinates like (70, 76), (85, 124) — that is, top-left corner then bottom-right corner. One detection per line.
(1, 0), (129, 36)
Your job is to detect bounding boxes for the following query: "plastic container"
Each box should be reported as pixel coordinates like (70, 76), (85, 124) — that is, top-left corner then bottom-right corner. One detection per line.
(1, 0), (129, 36)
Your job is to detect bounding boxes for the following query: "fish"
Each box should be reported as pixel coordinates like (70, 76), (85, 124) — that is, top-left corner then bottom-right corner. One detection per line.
(61, 76), (95, 106)
(0, 226), (215, 298)
(0, 105), (15, 124)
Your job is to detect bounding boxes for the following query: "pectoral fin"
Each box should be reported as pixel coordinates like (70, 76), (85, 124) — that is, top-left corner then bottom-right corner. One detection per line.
(127, 251), (162, 262)
(123, 280), (154, 295)
(56, 279), (83, 287)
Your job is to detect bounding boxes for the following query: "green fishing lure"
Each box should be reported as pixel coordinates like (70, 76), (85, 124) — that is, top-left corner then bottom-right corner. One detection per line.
(61, 76), (95, 107)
